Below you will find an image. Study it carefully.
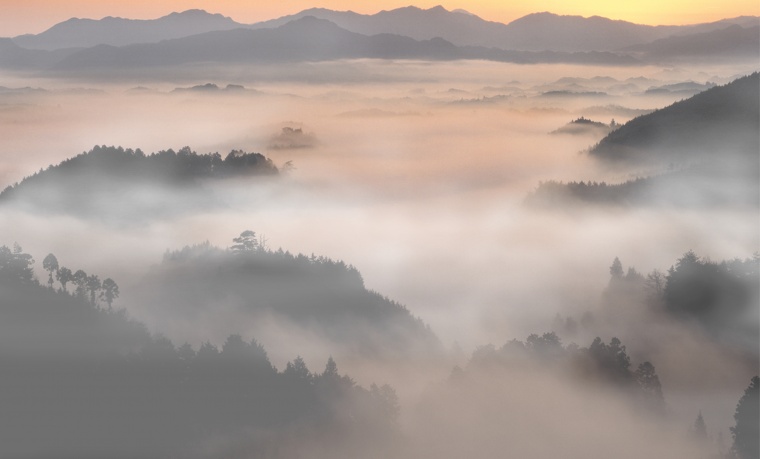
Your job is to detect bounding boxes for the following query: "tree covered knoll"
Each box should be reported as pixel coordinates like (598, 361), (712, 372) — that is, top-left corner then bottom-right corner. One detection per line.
(0, 145), (279, 219)
(138, 231), (440, 359)
(0, 243), (399, 458)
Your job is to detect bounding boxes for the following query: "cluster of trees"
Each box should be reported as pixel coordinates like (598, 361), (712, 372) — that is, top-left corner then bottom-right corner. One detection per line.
(467, 332), (665, 412)
(0, 244), (120, 308)
(550, 116), (618, 136)
(0, 145), (278, 199)
(145, 231), (440, 358)
(40, 252), (120, 307)
(0, 146), (280, 220)
(603, 251), (759, 345)
(526, 176), (658, 207)
(0, 243), (400, 457)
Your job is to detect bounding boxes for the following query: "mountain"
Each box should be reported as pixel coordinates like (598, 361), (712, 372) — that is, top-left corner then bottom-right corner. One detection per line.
(13, 6), (758, 55)
(589, 73), (760, 167)
(12, 9), (245, 50)
(253, 6), (759, 52)
(624, 25), (760, 62)
(42, 16), (635, 73)
(0, 37), (77, 69)
(49, 17), (465, 71)
(528, 74), (760, 208)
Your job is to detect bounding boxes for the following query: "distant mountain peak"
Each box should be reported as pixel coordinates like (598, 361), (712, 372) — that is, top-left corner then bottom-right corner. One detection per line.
(452, 8), (477, 16)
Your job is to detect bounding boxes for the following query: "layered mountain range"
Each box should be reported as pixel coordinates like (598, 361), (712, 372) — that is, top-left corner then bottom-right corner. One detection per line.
(1, 6), (757, 71)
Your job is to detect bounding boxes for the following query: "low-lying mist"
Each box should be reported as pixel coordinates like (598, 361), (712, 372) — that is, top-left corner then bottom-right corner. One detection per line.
(0, 59), (757, 453)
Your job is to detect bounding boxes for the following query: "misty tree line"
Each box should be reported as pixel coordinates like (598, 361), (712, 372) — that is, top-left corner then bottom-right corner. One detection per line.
(0, 242), (399, 457)
(154, 231), (439, 357)
(1, 243), (120, 308)
(0, 145), (279, 202)
(605, 251), (759, 341)
(460, 330), (758, 459)
(466, 332), (665, 412)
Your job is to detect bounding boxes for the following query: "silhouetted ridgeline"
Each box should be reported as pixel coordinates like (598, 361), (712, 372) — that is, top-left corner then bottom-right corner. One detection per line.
(137, 232), (440, 359)
(589, 73), (760, 166)
(0, 243), (399, 458)
(0, 145), (278, 219)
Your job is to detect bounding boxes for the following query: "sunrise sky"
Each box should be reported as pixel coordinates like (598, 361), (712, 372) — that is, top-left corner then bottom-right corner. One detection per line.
(2, 0), (758, 37)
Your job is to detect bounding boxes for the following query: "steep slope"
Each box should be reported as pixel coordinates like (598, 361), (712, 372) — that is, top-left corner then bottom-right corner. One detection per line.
(528, 74), (760, 208)
(589, 73), (760, 167)
(12, 9), (245, 50)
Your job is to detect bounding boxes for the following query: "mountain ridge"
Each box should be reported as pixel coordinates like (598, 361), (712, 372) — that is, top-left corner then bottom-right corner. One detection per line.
(11, 6), (760, 53)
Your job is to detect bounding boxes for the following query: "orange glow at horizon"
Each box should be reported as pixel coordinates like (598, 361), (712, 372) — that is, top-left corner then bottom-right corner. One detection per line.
(1, 0), (758, 37)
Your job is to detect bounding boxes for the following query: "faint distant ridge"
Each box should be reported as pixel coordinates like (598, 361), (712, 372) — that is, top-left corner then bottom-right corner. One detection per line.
(10, 5), (759, 54)
(589, 73), (760, 166)
(13, 9), (245, 50)
(44, 16), (637, 73)
(0, 145), (278, 219)
(253, 5), (759, 52)
(623, 24), (760, 62)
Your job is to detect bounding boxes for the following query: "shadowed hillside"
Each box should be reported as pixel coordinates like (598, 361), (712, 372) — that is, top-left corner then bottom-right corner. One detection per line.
(589, 73), (759, 167)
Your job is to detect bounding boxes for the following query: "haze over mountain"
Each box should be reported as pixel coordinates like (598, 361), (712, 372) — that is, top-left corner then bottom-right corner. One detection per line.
(624, 25), (760, 62)
(529, 74), (760, 208)
(8, 6), (759, 55)
(249, 6), (760, 52)
(37, 17), (636, 74)
(12, 9), (245, 50)
(590, 73), (759, 167)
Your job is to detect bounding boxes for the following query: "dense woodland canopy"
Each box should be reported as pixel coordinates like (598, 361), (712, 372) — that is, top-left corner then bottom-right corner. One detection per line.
(139, 232), (440, 359)
(0, 145), (279, 219)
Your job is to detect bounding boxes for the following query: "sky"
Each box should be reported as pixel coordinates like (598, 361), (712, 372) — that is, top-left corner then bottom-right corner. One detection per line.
(1, 0), (758, 37)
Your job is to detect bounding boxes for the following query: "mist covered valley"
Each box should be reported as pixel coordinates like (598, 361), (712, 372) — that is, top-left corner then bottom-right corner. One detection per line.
(0, 9), (758, 457)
